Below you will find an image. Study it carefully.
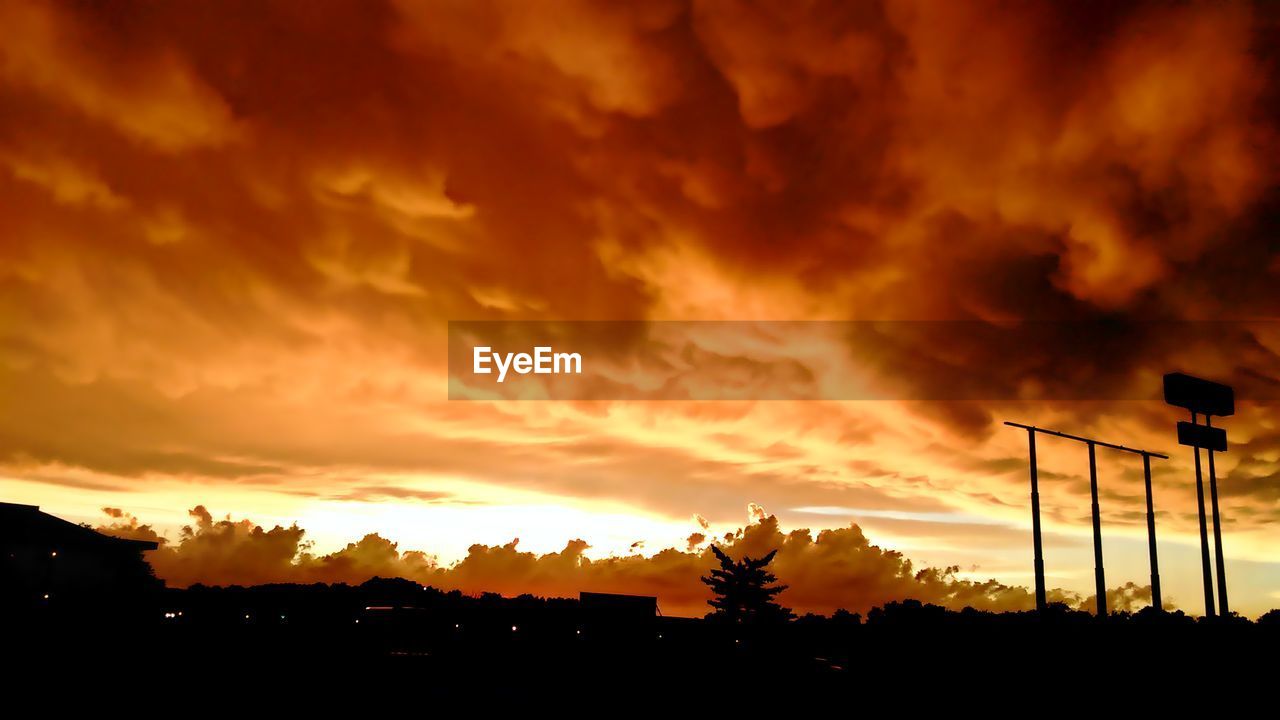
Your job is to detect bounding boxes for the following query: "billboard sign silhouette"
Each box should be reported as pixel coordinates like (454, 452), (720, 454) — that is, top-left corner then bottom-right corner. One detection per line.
(1177, 421), (1227, 452)
(1163, 373), (1234, 417)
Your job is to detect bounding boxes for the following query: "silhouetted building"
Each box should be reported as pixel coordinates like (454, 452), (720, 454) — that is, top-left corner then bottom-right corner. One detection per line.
(0, 502), (160, 612)
(579, 591), (658, 642)
(580, 591), (658, 617)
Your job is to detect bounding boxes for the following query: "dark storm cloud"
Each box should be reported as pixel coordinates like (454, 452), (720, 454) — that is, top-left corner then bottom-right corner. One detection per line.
(1, 1), (1277, 594)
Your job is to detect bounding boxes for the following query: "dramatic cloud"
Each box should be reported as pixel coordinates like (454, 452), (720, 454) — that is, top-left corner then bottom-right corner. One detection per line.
(0, 3), (238, 151)
(2, 0), (1278, 614)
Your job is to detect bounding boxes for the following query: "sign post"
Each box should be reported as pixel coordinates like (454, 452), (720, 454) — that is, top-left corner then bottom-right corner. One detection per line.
(1164, 372), (1234, 618)
(1190, 416), (1215, 618)
(1206, 416), (1229, 616)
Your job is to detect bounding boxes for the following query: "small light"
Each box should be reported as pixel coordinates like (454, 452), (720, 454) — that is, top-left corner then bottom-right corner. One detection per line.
(575, 629), (581, 635)
(50, 551), (57, 558)
(244, 614), (250, 620)
(454, 623), (460, 629)
(43, 593), (49, 600)
(355, 619), (360, 624)
(511, 625), (518, 632)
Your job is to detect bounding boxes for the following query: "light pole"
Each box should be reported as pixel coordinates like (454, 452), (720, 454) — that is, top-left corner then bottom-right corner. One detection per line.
(1141, 452), (1162, 611)
(1005, 421), (1167, 618)
(1027, 428), (1047, 612)
(1087, 441), (1106, 617)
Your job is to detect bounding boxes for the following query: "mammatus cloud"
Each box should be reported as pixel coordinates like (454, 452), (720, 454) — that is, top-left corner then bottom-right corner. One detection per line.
(100, 504), (1133, 617)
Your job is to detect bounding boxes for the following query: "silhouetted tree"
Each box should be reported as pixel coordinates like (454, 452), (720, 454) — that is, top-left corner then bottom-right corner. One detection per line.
(702, 546), (793, 625)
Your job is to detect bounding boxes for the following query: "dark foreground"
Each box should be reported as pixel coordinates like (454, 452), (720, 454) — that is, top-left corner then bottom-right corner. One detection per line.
(4, 580), (1276, 698)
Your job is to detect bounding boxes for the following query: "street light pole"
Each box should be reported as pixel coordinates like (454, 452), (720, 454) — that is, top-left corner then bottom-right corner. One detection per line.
(1005, 421), (1166, 617)
(1087, 441), (1106, 618)
(1141, 452), (1162, 612)
(1027, 428), (1047, 613)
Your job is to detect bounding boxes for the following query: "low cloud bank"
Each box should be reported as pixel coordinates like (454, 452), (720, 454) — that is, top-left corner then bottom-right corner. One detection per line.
(97, 504), (1146, 617)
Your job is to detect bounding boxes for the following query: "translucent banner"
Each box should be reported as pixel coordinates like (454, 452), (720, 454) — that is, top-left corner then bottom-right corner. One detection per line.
(446, 320), (1280, 401)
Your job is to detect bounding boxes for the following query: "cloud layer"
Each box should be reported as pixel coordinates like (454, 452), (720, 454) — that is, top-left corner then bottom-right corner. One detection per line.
(99, 504), (1149, 617)
(2, 0), (1278, 613)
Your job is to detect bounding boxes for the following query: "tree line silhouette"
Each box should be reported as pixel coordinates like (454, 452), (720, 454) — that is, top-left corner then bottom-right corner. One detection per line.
(7, 519), (1279, 688)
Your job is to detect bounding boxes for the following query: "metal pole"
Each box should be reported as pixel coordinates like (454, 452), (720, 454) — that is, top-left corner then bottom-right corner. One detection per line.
(1087, 441), (1106, 618)
(1141, 453), (1162, 612)
(1003, 421), (1168, 616)
(1191, 412), (1216, 618)
(1206, 416), (1229, 616)
(1004, 422), (1167, 458)
(1028, 429), (1047, 612)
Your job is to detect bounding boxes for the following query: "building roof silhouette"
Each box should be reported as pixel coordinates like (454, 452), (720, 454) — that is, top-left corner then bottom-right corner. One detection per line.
(0, 501), (157, 552)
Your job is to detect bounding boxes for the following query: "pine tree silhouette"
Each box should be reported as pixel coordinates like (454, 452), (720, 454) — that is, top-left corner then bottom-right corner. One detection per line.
(702, 545), (794, 625)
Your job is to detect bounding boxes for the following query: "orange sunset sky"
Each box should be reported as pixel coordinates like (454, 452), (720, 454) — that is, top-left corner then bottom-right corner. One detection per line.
(1, 0), (1279, 618)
